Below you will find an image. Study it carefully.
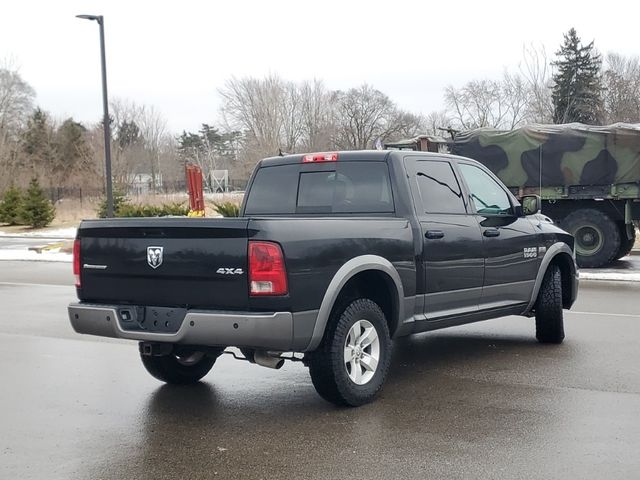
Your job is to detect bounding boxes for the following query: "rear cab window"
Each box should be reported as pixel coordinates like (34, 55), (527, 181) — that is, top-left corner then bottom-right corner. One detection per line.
(244, 161), (394, 215)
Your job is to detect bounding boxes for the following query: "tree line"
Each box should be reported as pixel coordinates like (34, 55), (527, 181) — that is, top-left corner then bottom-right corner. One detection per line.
(1, 28), (639, 196)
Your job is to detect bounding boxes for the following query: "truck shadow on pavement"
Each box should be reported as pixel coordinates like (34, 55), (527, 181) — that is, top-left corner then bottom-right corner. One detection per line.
(143, 329), (549, 419)
(91, 331), (571, 480)
(388, 332), (543, 383)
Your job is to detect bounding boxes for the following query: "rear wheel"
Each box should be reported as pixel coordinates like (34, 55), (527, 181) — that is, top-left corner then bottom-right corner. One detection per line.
(140, 348), (222, 384)
(308, 298), (391, 407)
(535, 264), (564, 344)
(561, 209), (620, 268)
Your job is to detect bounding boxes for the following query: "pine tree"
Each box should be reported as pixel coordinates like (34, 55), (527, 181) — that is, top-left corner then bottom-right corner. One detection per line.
(54, 118), (92, 183)
(20, 177), (55, 228)
(552, 28), (604, 124)
(96, 189), (129, 218)
(0, 185), (24, 225)
(21, 108), (56, 179)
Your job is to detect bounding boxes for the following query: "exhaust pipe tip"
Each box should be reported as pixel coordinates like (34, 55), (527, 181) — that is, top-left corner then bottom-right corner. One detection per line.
(253, 350), (284, 369)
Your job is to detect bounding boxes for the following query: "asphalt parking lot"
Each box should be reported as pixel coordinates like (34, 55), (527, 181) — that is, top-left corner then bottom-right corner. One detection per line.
(1, 261), (639, 479)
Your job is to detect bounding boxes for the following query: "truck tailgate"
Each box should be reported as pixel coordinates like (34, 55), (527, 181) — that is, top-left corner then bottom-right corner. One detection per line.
(77, 218), (249, 309)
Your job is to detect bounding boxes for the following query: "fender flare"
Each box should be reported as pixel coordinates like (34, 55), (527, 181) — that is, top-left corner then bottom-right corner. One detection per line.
(524, 243), (577, 314)
(304, 255), (404, 351)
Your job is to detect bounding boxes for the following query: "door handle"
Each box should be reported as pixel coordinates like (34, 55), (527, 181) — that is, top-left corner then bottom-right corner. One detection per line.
(425, 230), (445, 239)
(483, 228), (500, 237)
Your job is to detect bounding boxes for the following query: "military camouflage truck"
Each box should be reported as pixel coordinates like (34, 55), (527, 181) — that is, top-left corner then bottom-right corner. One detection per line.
(385, 124), (640, 268)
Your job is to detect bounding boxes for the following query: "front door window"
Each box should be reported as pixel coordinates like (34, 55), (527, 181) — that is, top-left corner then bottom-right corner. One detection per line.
(458, 163), (513, 216)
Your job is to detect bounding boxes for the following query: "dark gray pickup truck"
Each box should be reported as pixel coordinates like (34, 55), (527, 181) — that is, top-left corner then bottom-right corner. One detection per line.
(68, 150), (578, 406)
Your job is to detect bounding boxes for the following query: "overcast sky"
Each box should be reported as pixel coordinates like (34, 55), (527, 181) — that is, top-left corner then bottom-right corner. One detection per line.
(2, 0), (638, 133)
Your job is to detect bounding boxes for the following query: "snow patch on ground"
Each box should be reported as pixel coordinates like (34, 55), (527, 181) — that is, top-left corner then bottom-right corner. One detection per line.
(0, 249), (72, 262)
(579, 271), (640, 282)
(0, 227), (77, 238)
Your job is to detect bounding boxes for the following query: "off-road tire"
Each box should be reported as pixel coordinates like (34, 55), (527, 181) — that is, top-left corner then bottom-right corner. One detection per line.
(561, 209), (619, 268)
(535, 264), (564, 344)
(614, 224), (636, 260)
(308, 298), (392, 407)
(140, 349), (219, 384)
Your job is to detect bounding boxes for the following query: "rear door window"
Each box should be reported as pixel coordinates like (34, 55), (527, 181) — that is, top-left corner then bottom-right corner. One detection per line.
(408, 159), (467, 214)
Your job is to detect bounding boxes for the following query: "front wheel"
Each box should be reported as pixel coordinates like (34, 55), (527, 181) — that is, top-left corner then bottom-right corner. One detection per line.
(307, 298), (392, 407)
(535, 264), (565, 344)
(140, 347), (221, 384)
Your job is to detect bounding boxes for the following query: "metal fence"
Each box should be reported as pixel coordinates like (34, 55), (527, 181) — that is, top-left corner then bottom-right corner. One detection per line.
(46, 179), (248, 204)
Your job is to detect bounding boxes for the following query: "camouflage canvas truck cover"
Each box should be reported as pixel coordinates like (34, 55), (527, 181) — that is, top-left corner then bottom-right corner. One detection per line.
(386, 124), (640, 267)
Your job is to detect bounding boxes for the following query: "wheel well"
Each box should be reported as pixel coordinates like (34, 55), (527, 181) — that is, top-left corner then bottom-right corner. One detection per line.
(549, 253), (574, 309)
(331, 270), (399, 336)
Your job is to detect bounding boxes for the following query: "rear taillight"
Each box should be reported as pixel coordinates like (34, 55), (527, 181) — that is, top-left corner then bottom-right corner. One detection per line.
(73, 239), (81, 288)
(249, 241), (288, 296)
(302, 152), (338, 163)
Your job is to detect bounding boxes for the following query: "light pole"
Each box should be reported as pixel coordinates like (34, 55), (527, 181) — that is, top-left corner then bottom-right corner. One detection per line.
(76, 14), (114, 217)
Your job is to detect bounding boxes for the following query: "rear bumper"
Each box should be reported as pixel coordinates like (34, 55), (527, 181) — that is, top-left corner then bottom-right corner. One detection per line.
(68, 303), (304, 351)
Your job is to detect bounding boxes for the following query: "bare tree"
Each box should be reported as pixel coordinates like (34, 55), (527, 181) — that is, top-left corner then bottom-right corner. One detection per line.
(424, 110), (454, 136)
(0, 60), (35, 191)
(445, 73), (530, 130)
(106, 98), (171, 190)
(333, 84), (399, 149)
(502, 72), (530, 128)
(108, 98), (145, 187)
(603, 53), (640, 123)
(520, 44), (554, 123)
(298, 79), (335, 151)
(386, 110), (426, 141)
(138, 104), (167, 191)
(219, 75), (292, 155)
(0, 60), (35, 136)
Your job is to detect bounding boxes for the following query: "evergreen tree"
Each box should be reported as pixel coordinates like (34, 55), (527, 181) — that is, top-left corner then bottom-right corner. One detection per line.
(21, 108), (56, 178)
(0, 185), (24, 225)
(96, 189), (129, 218)
(53, 118), (92, 183)
(117, 120), (141, 149)
(20, 177), (55, 228)
(552, 28), (604, 124)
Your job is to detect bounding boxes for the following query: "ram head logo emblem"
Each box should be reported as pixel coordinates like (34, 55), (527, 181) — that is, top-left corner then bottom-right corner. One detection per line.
(147, 246), (164, 269)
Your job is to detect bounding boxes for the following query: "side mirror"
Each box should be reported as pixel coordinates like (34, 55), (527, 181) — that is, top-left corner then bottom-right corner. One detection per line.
(521, 195), (541, 216)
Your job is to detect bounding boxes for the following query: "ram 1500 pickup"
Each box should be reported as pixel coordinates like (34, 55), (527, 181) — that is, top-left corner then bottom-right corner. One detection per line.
(68, 150), (578, 406)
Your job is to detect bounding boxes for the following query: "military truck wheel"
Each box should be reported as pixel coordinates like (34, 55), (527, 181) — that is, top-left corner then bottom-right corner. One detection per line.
(535, 264), (564, 344)
(614, 224), (636, 260)
(140, 349), (220, 384)
(307, 298), (392, 407)
(561, 209), (620, 268)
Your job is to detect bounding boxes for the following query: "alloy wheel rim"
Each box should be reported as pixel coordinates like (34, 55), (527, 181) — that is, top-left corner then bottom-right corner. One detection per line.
(344, 319), (380, 385)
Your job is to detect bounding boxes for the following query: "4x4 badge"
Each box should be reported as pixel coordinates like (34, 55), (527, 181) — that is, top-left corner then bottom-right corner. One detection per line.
(216, 268), (244, 275)
(147, 246), (163, 269)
